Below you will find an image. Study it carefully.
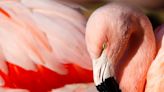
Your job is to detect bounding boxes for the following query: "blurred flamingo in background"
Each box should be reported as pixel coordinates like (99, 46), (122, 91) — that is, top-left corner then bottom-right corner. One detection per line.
(0, 0), (94, 92)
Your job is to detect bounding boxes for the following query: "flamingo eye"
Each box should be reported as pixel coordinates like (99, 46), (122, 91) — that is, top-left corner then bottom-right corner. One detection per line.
(102, 42), (107, 51)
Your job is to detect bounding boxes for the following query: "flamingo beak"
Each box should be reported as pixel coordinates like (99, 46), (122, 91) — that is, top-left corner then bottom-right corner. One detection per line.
(92, 49), (121, 92)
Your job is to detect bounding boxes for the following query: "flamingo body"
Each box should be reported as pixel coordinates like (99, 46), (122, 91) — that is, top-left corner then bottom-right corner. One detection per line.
(0, 0), (93, 92)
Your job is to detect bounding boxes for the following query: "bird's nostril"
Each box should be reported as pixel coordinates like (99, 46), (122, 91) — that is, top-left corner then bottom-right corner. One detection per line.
(96, 77), (121, 92)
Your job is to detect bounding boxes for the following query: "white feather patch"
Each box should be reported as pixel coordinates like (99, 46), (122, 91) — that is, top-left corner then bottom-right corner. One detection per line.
(92, 50), (114, 85)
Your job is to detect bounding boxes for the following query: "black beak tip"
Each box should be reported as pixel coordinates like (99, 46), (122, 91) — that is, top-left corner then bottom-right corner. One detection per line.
(96, 77), (121, 92)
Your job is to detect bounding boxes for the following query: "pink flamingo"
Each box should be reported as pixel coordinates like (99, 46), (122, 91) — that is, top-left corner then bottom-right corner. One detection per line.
(86, 2), (156, 92)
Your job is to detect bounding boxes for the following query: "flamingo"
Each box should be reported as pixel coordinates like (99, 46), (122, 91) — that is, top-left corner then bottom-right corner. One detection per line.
(0, 0), (163, 92)
(0, 0), (93, 92)
(86, 2), (156, 92)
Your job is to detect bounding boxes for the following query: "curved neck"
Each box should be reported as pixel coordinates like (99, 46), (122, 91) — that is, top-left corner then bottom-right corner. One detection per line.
(115, 15), (156, 92)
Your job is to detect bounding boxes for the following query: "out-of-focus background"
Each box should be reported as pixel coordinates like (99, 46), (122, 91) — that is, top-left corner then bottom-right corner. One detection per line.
(68, 0), (164, 30)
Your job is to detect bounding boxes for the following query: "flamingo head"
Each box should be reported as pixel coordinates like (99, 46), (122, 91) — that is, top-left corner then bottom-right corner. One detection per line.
(85, 2), (154, 92)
